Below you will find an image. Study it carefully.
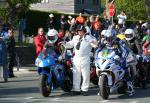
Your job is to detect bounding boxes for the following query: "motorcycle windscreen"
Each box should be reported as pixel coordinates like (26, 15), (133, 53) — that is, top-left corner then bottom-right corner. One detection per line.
(35, 54), (55, 67)
(98, 48), (115, 59)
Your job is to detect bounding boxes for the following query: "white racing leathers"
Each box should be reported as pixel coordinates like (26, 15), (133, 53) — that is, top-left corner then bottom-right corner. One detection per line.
(64, 34), (97, 92)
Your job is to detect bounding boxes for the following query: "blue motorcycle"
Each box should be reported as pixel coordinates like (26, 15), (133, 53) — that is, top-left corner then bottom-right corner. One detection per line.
(35, 48), (72, 97)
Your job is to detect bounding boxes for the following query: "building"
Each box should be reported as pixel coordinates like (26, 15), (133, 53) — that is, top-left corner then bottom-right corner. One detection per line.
(75, 0), (101, 14)
(0, 0), (7, 8)
(31, 0), (102, 14)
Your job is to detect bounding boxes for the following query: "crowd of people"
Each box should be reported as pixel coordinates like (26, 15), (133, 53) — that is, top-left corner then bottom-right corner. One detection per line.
(34, 11), (150, 96)
(0, 10), (150, 97)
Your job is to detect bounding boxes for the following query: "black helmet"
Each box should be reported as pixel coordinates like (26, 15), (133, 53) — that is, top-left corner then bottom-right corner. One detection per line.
(76, 25), (86, 32)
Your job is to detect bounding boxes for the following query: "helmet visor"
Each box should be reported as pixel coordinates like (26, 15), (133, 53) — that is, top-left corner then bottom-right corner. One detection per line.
(47, 36), (56, 41)
(125, 34), (133, 38)
(105, 37), (113, 43)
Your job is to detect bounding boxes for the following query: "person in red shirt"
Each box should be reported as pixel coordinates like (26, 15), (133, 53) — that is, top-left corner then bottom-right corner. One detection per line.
(93, 15), (102, 40)
(34, 28), (46, 56)
(76, 13), (85, 25)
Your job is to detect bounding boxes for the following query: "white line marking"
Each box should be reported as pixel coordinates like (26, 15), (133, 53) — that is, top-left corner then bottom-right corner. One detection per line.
(101, 100), (110, 103)
(130, 101), (138, 103)
(0, 97), (19, 100)
(52, 98), (98, 103)
(24, 97), (34, 100)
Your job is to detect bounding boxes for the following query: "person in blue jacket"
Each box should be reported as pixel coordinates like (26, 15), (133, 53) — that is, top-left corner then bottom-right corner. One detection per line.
(0, 38), (8, 82)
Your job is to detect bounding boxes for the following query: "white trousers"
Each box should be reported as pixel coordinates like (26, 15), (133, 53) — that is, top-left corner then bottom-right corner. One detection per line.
(72, 56), (90, 92)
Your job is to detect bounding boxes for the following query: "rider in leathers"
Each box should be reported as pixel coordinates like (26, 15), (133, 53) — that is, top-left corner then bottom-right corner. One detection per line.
(43, 29), (61, 58)
(124, 29), (141, 54)
(96, 29), (135, 96)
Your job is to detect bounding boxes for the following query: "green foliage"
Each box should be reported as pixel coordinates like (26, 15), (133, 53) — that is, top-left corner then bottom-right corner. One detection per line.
(4, 0), (40, 28)
(0, 8), (7, 21)
(114, 0), (147, 20)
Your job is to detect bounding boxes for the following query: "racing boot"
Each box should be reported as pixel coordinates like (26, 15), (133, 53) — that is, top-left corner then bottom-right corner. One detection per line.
(126, 81), (135, 96)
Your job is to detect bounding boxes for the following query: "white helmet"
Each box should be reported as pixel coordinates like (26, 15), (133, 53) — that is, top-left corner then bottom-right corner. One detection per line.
(124, 29), (135, 41)
(47, 29), (58, 43)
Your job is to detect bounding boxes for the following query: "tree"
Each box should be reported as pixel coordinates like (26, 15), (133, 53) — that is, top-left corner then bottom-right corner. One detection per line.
(145, 0), (150, 18)
(5, 0), (40, 29)
(114, 0), (147, 20)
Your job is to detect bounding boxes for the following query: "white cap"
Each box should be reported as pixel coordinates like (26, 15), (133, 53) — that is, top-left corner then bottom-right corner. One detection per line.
(49, 14), (54, 18)
(68, 16), (72, 19)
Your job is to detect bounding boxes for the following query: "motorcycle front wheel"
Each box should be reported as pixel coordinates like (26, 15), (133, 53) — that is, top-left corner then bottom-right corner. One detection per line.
(40, 74), (52, 97)
(99, 75), (110, 100)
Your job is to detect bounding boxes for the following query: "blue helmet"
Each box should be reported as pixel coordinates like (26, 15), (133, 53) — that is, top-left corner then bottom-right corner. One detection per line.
(104, 29), (117, 37)
(104, 29), (117, 46)
(146, 29), (150, 35)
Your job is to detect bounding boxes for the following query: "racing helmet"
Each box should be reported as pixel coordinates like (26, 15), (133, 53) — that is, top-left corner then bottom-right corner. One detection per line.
(104, 29), (115, 45)
(47, 29), (58, 43)
(124, 29), (135, 41)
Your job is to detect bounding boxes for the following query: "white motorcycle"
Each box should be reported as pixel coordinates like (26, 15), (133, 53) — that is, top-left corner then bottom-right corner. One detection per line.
(95, 48), (127, 99)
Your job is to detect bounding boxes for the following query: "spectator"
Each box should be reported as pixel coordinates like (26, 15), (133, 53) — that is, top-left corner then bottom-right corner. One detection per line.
(89, 15), (95, 34)
(18, 18), (26, 45)
(93, 15), (102, 40)
(58, 29), (65, 42)
(47, 14), (55, 29)
(0, 23), (9, 40)
(5, 29), (16, 78)
(76, 13), (85, 25)
(102, 15), (110, 29)
(89, 15), (95, 27)
(136, 20), (143, 39)
(34, 28), (46, 56)
(85, 17), (91, 27)
(63, 30), (72, 42)
(117, 11), (127, 29)
(67, 16), (76, 32)
(60, 15), (67, 31)
(0, 38), (8, 82)
(142, 20), (148, 29)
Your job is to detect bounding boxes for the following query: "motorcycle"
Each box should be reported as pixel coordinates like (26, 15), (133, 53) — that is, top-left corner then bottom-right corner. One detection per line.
(95, 48), (127, 99)
(35, 48), (72, 97)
